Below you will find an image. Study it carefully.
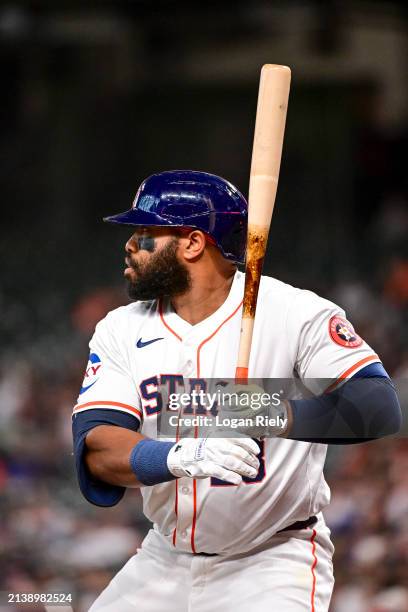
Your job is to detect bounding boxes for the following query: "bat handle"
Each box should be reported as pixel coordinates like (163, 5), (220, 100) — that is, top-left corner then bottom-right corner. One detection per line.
(235, 366), (249, 384)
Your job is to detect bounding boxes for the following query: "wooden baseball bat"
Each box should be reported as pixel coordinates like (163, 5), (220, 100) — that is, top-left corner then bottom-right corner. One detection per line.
(235, 64), (291, 383)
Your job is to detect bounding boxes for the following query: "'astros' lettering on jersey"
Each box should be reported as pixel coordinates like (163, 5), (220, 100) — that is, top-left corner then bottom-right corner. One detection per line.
(73, 271), (379, 555)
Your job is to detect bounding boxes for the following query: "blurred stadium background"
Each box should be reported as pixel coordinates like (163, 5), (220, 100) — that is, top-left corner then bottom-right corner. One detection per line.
(1, 1), (407, 611)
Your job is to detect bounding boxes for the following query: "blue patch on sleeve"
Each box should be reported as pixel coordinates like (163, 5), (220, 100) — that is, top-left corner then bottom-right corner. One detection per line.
(79, 353), (102, 395)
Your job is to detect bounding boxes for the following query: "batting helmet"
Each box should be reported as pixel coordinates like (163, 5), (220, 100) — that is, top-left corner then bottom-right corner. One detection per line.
(104, 170), (248, 264)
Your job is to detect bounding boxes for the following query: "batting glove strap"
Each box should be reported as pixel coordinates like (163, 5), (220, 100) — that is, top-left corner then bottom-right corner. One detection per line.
(167, 438), (207, 479)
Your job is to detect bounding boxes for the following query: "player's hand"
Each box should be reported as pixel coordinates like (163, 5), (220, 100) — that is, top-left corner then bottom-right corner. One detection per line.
(218, 383), (288, 438)
(167, 436), (260, 485)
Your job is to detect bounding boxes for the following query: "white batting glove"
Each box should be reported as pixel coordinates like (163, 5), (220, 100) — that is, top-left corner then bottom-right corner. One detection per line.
(219, 383), (288, 438)
(167, 436), (260, 485)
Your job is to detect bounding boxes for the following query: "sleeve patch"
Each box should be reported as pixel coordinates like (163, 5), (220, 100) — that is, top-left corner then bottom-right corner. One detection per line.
(329, 316), (363, 348)
(79, 352), (102, 394)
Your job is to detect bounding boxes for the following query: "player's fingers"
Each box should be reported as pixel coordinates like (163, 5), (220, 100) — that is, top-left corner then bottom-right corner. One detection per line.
(230, 437), (261, 456)
(221, 455), (258, 479)
(219, 444), (260, 470)
(210, 465), (242, 485)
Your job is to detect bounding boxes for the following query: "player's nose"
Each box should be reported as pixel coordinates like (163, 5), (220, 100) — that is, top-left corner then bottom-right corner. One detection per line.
(125, 234), (138, 254)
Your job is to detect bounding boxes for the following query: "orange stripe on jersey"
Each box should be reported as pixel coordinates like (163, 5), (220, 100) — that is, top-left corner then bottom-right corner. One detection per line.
(196, 299), (243, 376)
(325, 354), (380, 393)
(190, 479), (198, 554)
(73, 400), (142, 420)
(172, 483), (178, 547)
(189, 299), (243, 554)
(159, 299), (182, 341)
(310, 528), (318, 612)
(172, 417), (181, 547)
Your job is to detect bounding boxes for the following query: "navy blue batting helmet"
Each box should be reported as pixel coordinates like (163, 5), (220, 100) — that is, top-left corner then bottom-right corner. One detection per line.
(104, 170), (248, 264)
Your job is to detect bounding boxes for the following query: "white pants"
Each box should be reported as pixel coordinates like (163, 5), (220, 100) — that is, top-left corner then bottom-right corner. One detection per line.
(89, 513), (334, 612)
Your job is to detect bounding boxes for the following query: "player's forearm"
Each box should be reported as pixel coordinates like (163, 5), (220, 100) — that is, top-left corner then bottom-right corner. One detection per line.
(85, 425), (145, 487)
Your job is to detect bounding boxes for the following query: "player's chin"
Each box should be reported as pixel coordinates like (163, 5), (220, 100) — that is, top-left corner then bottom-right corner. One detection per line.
(126, 279), (156, 302)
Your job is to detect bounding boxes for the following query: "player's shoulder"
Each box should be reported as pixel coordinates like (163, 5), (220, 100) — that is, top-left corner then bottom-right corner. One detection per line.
(106, 299), (157, 322)
(259, 274), (299, 298)
(259, 274), (344, 317)
(93, 300), (158, 338)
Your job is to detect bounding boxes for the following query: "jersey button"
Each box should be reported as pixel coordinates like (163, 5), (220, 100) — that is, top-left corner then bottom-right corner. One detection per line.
(181, 486), (190, 494)
(181, 530), (188, 539)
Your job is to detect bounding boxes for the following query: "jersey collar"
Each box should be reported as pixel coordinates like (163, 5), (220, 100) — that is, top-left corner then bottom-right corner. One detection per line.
(159, 270), (244, 342)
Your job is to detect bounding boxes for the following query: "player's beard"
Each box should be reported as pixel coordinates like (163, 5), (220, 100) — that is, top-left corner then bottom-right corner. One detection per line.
(126, 237), (191, 301)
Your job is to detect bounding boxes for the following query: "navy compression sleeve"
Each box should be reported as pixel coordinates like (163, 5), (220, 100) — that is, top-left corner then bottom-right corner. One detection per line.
(72, 409), (140, 507)
(287, 364), (402, 444)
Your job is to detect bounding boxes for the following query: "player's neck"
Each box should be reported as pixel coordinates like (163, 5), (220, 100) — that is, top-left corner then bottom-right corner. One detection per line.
(170, 264), (236, 326)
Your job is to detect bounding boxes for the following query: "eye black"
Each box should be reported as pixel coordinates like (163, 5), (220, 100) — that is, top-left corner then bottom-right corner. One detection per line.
(137, 235), (155, 252)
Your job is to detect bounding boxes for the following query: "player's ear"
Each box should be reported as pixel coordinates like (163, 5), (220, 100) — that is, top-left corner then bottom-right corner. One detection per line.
(178, 230), (206, 261)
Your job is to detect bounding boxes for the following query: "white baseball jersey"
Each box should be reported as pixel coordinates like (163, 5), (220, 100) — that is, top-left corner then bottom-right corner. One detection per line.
(74, 271), (380, 556)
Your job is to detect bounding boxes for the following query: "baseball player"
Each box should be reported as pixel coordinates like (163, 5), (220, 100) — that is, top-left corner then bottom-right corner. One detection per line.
(72, 171), (401, 611)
